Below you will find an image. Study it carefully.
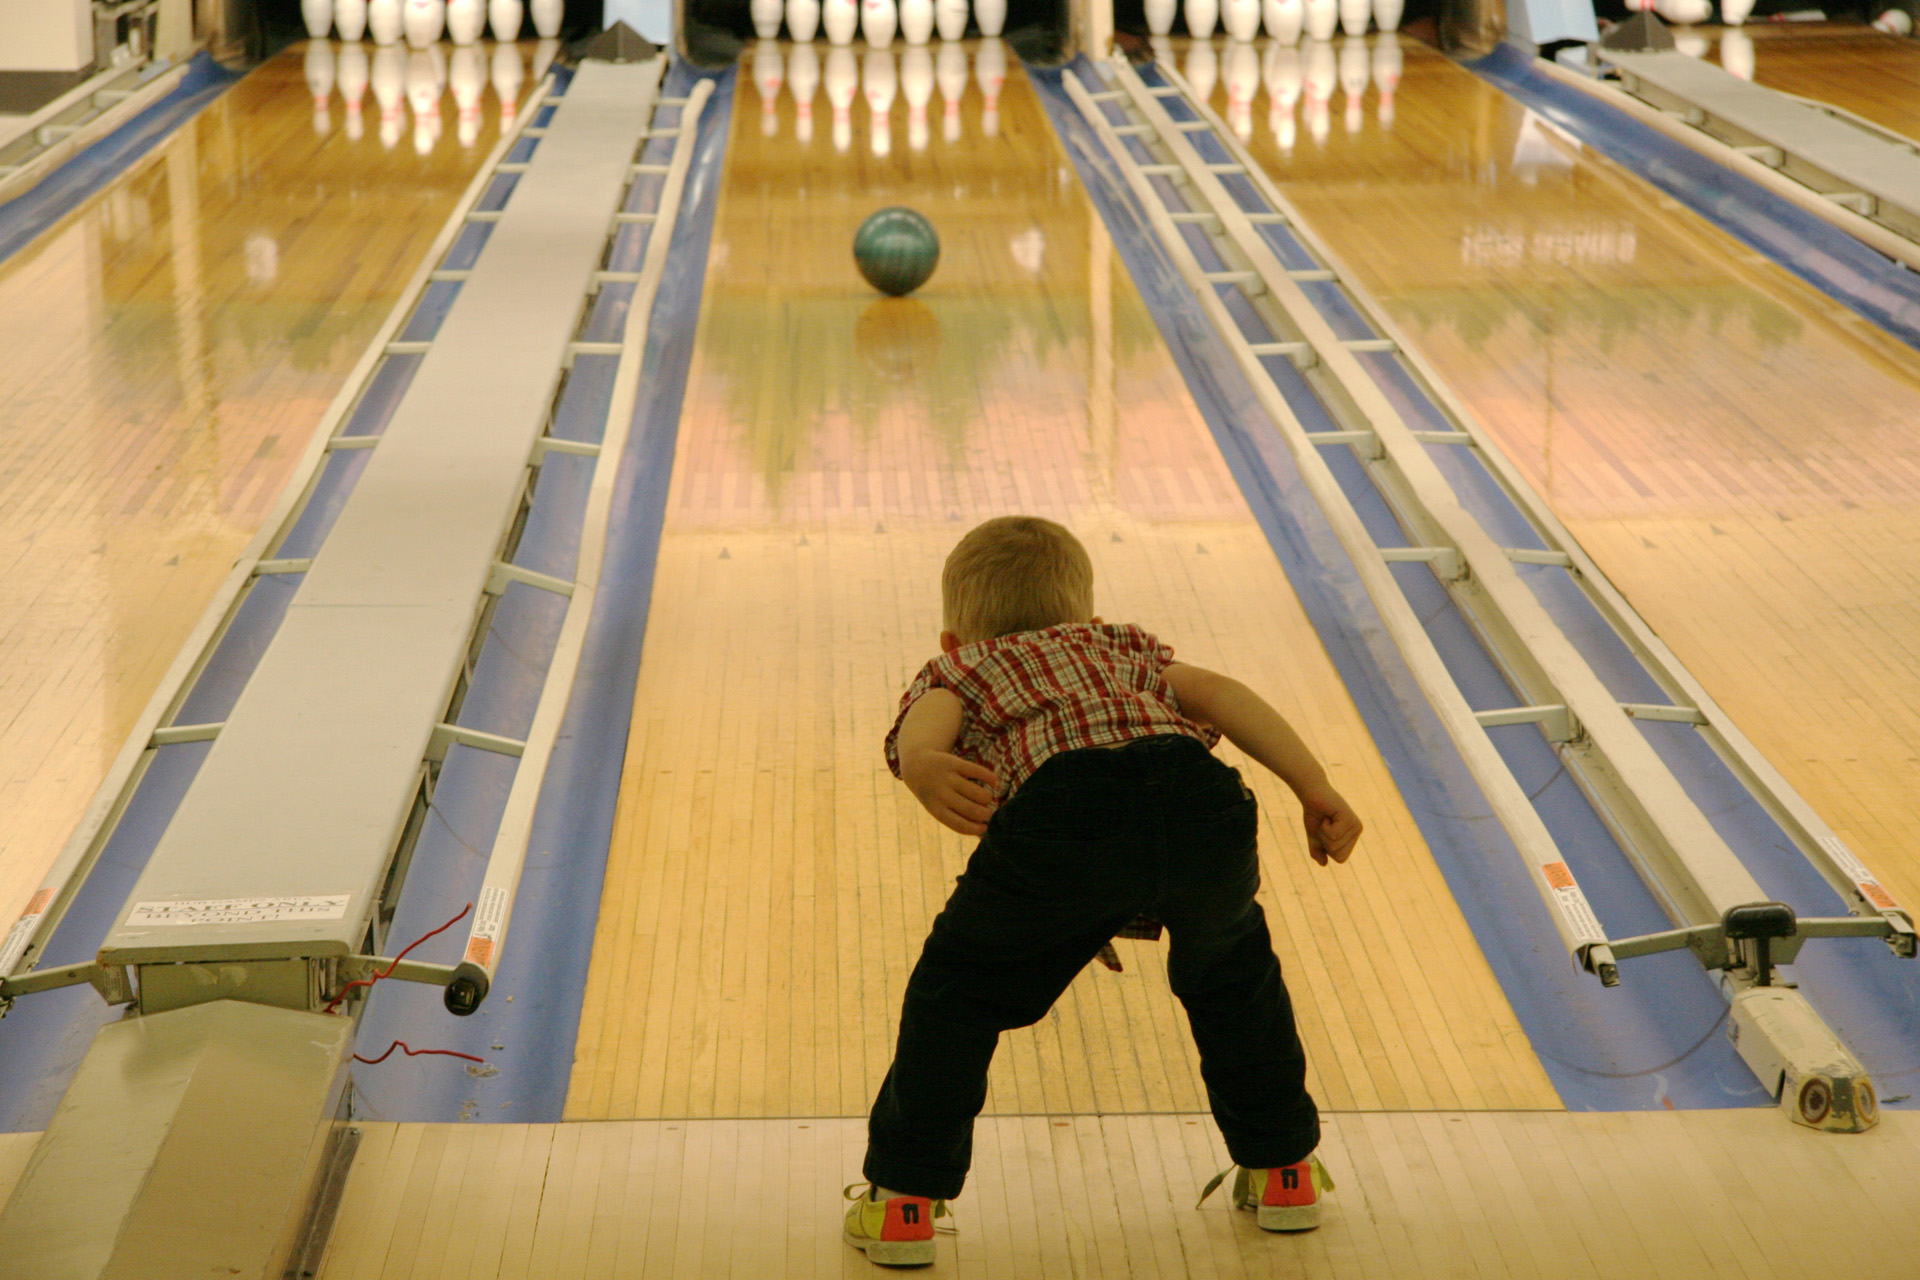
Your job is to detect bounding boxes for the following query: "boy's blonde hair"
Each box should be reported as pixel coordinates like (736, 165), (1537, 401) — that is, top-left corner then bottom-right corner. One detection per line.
(943, 516), (1095, 642)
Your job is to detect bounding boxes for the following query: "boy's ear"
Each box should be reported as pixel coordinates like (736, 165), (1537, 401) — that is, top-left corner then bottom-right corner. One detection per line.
(940, 630), (963, 654)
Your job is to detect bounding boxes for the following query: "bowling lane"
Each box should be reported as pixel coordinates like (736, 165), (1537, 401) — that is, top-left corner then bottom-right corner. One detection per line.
(0, 42), (523, 926)
(1706, 24), (1920, 141)
(1212, 34), (1920, 909)
(565, 41), (1561, 1123)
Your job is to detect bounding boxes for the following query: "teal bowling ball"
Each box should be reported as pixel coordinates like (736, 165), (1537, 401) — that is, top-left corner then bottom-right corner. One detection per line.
(853, 207), (941, 297)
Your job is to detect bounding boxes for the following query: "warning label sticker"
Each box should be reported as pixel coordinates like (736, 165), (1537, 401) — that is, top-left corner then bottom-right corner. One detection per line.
(1540, 862), (1607, 945)
(126, 895), (352, 927)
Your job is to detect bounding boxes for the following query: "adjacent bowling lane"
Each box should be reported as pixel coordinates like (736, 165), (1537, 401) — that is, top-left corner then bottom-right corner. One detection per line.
(1210, 34), (1920, 910)
(564, 41), (1560, 1122)
(0, 42), (524, 928)
(1706, 24), (1920, 140)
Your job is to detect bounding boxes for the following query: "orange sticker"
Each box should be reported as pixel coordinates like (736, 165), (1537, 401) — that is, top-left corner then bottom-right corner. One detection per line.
(22, 889), (52, 917)
(1542, 862), (1576, 890)
(464, 937), (494, 967)
(1861, 882), (1899, 911)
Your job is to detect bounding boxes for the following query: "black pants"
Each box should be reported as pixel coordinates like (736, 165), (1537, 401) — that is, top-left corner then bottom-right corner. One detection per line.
(864, 734), (1319, 1200)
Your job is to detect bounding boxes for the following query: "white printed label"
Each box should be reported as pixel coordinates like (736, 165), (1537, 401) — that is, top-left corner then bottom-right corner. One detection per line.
(1818, 835), (1900, 910)
(0, 889), (56, 975)
(126, 895), (352, 926)
(1541, 862), (1608, 946)
(463, 885), (512, 970)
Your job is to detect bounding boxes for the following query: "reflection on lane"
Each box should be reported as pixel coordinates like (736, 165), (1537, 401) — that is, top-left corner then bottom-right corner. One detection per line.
(302, 36), (556, 151)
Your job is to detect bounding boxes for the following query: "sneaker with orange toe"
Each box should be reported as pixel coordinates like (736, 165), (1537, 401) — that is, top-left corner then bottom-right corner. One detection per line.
(842, 1182), (951, 1267)
(1198, 1153), (1335, 1232)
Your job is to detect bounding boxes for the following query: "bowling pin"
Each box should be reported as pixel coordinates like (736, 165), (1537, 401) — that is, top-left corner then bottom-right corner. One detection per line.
(862, 0), (897, 47)
(936, 0), (968, 38)
(406, 47), (443, 153)
(305, 39), (336, 134)
(1337, 0), (1367, 36)
(1146, 0), (1176, 33)
(1303, 37), (1334, 143)
(1719, 0), (1753, 23)
(450, 43), (484, 144)
(448, 0), (485, 42)
(368, 0), (403, 42)
(1264, 0), (1303, 41)
(823, 0), (858, 44)
(936, 41), (967, 141)
(865, 48), (896, 155)
(1303, 0), (1336, 40)
(789, 43), (820, 143)
(1370, 31), (1398, 126)
(1264, 40), (1299, 148)
(975, 0), (1005, 35)
(1371, 0), (1401, 30)
(787, 0), (821, 41)
(1873, 8), (1914, 33)
(1223, 0), (1260, 38)
(975, 36), (1004, 136)
(303, 0), (334, 38)
(492, 41), (524, 124)
(531, 0), (562, 37)
(902, 45), (933, 148)
(1654, 0), (1709, 22)
(334, 0), (367, 37)
(488, 0), (522, 38)
(1224, 39), (1258, 138)
(753, 43), (785, 137)
(752, 0), (783, 37)
(532, 36), (560, 79)
(1720, 27), (1754, 77)
(402, 0), (445, 48)
(1185, 38), (1217, 104)
(1338, 34), (1367, 132)
(1185, 0), (1218, 37)
(339, 40), (368, 139)
(901, 0), (935, 43)
(825, 45), (858, 151)
(371, 43), (405, 147)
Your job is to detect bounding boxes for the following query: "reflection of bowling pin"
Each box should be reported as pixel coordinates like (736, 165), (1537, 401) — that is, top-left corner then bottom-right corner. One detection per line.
(901, 0), (934, 42)
(789, 43), (819, 142)
(1372, 0), (1401, 29)
(1338, 35), (1367, 132)
(1674, 29), (1708, 55)
(975, 0), (1005, 35)
(1223, 0), (1260, 38)
(1304, 0), (1336, 40)
(304, 0), (334, 37)
(1146, 0), (1177, 32)
(752, 0), (782, 36)
(372, 44), (405, 147)
(823, 0), (858, 43)
(1264, 0), (1302, 40)
(936, 41), (967, 141)
(1224, 39), (1258, 138)
(825, 45), (858, 151)
(902, 45), (933, 148)
(402, 0), (444, 47)
(448, 0), (484, 42)
(369, 0), (403, 43)
(1873, 8), (1914, 33)
(865, 48), (896, 156)
(1185, 0), (1218, 36)
(787, 0), (821, 40)
(450, 44), (484, 144)
(754, 43), (785, 136)
(862, 0), (897, 46)
(1303, 38), (1334, 142)
(1720, 27), (1754, 77)
(936, 0), (968, 38)
(1185, 39), (1218, 104)
(1371, 32), (1399, 125)
(1264, 40), (1299, 148)
(492, 42), (523, 124)
(975, 36), (1004, 136)
(1719, 0), (1753, 23)
(531, 0), (562, 36)
(406, 47), (443, 154)
(1337, 0), (1367, 35)
(339, 40), (368, 138)
(532, 36), (559, 79)
(305, 39), (336, 134)
(488, 0), (522, 38)
(337, 0), (368, 37)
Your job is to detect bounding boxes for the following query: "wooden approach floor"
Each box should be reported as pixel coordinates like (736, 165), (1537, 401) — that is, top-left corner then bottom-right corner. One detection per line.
(0, 44), (516, 928)
(304, 1111), (1920, 1278)
(562, 48), (1556, 1126)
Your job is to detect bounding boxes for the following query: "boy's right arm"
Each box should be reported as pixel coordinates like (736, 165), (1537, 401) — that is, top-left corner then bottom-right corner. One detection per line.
(1163, 663), (1362, 866)
(895, 688), (1000, 837)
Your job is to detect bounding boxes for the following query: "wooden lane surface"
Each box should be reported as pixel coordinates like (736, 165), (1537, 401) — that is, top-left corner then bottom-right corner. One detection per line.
(1218, 37), (1920, 910)
(0, 43), (519, 928)
(564, 44), (1558, 1125)
(314, 1111), (1920, 1277)
(1711, 24), (1920, 140)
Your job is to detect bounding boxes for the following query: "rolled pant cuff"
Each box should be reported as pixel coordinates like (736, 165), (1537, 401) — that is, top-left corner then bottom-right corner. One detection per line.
(863, 1155), (967, 1201)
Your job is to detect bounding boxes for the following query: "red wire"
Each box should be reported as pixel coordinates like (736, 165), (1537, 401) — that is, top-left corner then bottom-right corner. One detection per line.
(325, 902), (473, 1014)
(353, 1039), (486, 1066)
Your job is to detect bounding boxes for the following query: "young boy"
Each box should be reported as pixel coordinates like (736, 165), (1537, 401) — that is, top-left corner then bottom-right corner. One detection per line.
(844, 515), (1362, 1267)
